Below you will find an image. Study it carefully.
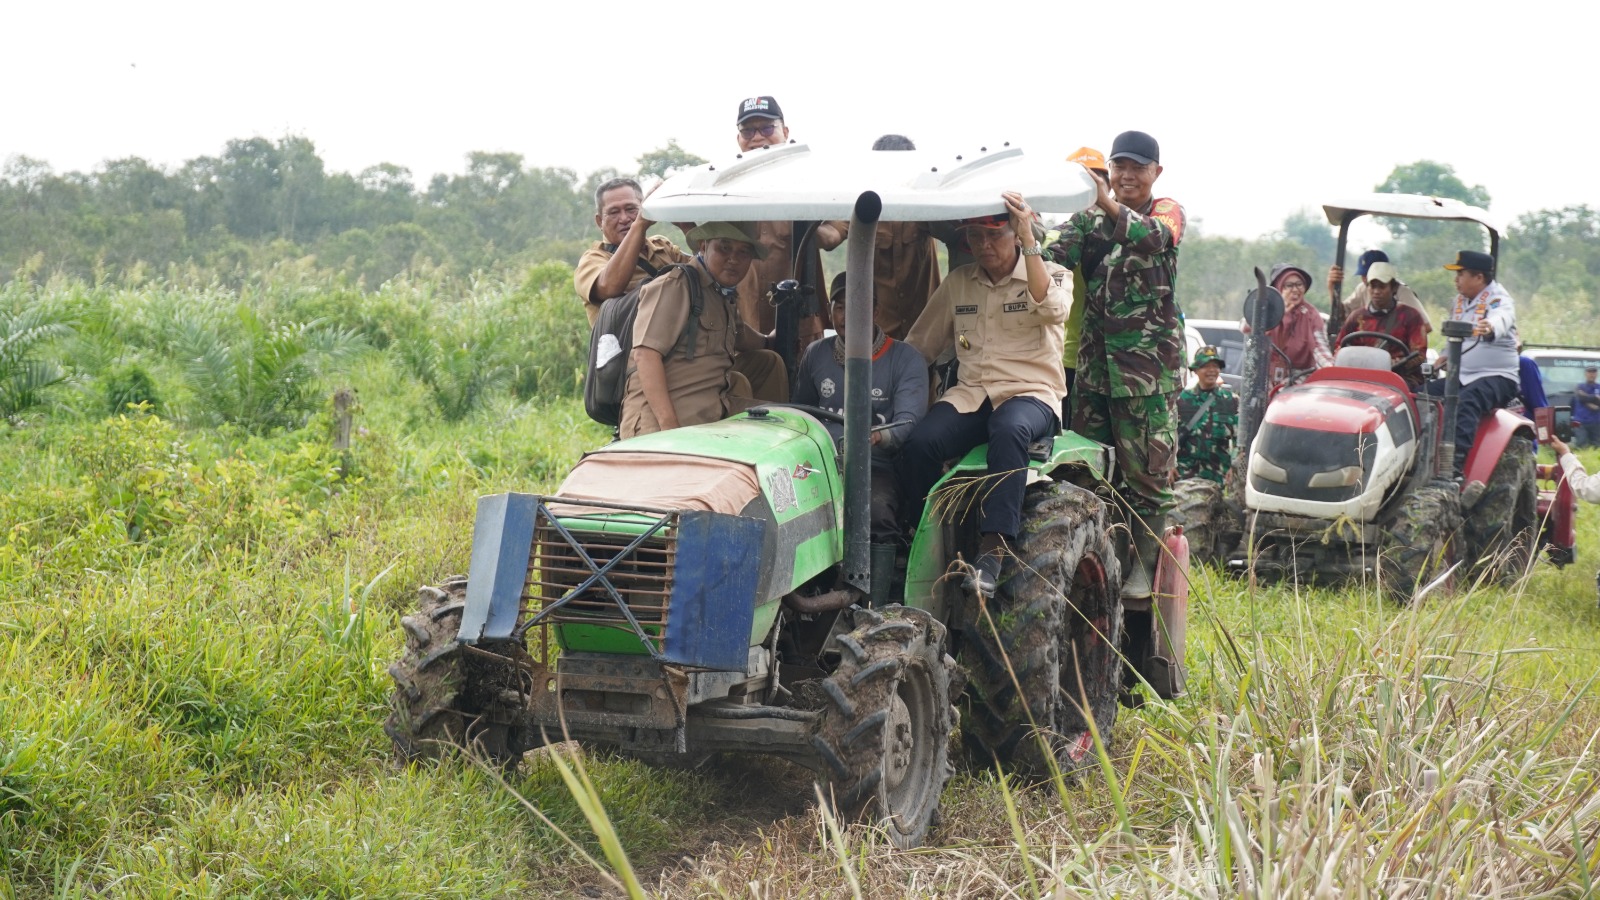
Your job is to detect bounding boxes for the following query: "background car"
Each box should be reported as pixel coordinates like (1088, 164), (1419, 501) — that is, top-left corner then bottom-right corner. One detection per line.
(1522, 346), (1600, 441)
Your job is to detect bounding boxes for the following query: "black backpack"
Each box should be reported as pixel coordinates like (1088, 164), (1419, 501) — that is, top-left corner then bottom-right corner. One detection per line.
(583, 263), (705, 427)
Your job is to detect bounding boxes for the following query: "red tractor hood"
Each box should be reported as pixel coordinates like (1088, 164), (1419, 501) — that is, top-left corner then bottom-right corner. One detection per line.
(1262, 372), (1416, 436)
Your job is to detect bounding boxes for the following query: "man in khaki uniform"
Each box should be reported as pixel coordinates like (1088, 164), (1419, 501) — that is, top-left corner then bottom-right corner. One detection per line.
(732, 96), (844, 357)
(622, 222), (786, 439)
(865, 134), (942, 340)
(901, 191), (1070, 596)
(573, 177), (691, 326)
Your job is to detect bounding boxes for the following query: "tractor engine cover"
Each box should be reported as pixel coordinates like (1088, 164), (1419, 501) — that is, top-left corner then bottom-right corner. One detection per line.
(1245, 375), (1418, 523)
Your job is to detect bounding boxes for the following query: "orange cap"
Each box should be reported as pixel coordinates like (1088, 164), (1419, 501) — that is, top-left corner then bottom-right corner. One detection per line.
(1067, 147), (1107, 171)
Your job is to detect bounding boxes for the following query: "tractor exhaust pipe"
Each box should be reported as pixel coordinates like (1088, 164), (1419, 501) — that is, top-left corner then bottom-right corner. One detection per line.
(843, 191), (882, 594)
(1439, 318), (1474, 479)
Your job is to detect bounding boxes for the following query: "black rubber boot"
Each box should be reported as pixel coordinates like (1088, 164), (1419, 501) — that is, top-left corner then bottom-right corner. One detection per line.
(869, 542), (897, 606)
(1121, 513), (1163, 600)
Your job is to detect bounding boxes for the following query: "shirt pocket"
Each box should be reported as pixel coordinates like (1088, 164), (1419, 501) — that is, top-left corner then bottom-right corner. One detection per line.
(998, 299), (1043, 351)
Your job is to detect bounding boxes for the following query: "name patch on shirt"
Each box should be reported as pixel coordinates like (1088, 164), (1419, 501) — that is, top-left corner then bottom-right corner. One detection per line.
(954, 304), (979, 315)
(1003, 302), (1030, 313)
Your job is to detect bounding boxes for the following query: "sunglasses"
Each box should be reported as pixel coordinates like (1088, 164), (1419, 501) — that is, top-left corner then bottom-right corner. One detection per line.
(739, 123), (780, 139)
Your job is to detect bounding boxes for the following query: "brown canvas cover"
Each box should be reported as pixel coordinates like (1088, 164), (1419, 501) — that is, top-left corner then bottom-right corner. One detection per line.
(548, 451), (761, 517)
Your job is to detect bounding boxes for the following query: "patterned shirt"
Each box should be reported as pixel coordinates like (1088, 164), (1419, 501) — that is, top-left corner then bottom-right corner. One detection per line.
(1176, 384), (1237, 484)
(1046, 198), (1185, 398)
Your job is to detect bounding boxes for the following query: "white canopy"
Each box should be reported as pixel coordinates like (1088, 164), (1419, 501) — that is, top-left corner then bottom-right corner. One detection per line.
(641, 143), (1098, 223)
(1322, 193), (1502, 237)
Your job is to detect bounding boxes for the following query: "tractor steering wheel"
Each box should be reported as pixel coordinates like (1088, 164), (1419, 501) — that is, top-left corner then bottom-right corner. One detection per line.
(750, 403), (845, 425)
(1337, 330), (1423, 374)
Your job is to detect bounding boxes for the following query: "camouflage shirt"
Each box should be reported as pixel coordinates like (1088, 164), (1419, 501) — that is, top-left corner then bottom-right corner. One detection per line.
(1176, 384), (1237, 484)
(1046, 198), (1185, 398)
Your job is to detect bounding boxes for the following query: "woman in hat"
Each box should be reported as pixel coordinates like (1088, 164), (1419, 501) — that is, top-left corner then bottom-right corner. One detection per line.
(1262, 263), (1333, 385)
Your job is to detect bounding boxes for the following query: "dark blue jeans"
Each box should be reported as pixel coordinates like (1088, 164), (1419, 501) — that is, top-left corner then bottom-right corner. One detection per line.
(898, 396), (1058, 539)
(1427, 374), (1519, 476)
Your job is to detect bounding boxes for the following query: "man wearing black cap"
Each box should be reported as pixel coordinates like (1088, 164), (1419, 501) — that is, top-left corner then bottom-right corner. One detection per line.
(730, 96), (843, 361)
(1430, 249), (1519, 481)
(1045, 130), (1185, 599)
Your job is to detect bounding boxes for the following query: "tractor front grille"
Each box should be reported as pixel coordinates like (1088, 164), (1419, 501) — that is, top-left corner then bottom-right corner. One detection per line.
(524, 516), (678, 654)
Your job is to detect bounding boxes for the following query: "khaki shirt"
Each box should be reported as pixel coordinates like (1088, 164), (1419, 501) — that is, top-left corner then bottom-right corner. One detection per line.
(871, 221), (942, 340)
(573, 235), (692, 326)
(736, 220), (827, 349)
(905, 255), (1070, 413)
(620, 264), (763, 438)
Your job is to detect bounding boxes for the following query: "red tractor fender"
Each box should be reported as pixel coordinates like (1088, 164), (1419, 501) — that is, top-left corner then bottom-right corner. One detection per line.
(1462, 408), (1536, 485)
(1148, 525), (1191, 698)
(1540, 471), (1577, 566)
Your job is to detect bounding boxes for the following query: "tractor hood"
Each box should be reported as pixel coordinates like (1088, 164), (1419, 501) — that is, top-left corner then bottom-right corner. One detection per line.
(1245, 374), (1419, 522)
(585, 407), (844, 599)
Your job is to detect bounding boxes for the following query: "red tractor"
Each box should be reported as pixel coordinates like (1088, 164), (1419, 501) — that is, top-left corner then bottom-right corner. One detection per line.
(1172, 194), (1575, 599)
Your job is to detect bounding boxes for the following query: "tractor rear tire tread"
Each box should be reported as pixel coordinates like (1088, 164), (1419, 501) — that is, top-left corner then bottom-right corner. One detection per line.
(960, 482), (1123, 780)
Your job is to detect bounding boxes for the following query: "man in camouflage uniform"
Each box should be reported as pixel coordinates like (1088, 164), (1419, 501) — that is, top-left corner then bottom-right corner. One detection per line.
(1045, 130), (1184, 598)
(1176, 347), (1236, 484)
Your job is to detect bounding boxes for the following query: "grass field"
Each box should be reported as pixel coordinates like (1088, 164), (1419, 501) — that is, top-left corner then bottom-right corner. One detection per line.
(3, 275), (1599, 897)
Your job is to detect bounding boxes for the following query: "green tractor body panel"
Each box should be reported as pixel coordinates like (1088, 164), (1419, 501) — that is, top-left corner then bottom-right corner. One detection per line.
(902, 431), (1111, 608)
(545, 408), (843, 659)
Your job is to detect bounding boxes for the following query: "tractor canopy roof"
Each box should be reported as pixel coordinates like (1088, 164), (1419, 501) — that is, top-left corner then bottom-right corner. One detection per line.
(641, 143), (1098, 223)
(1322, 193), (1502, 239)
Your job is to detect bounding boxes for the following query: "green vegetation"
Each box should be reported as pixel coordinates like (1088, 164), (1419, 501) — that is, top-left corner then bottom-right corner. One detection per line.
(6, 142), (1600, 344)
(1, 270), (1597, 897)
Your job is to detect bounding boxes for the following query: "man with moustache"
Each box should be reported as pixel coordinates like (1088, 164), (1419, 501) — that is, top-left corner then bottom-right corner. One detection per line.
(573, 177), (690, 326)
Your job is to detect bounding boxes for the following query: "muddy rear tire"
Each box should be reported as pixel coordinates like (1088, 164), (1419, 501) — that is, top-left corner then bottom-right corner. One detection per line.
(1377, 485), (1461, 604)
(1464, 437), (1538, 582)
(385, 577), (530, 766)
(811, 606), (957, 850)
(960, 482), (1122, 779)
(1169, 477), (1223, 564)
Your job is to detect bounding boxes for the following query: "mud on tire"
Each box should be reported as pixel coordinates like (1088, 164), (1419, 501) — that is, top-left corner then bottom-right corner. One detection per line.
(385, 577), (532, 766)
(1377, 484), (1461, 603)
(811, 605), (958, 850)
(1463, 437), (1538, 582)
(1169, 477), (1228, 564)
(960, 482), (1123, 779)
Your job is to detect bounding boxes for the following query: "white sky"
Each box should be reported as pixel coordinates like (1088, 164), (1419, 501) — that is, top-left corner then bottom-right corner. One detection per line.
(6, 0), (1593, 239)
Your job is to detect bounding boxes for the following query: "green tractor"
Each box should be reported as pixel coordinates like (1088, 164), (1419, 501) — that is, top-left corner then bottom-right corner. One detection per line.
(384, 145), (1192, 848)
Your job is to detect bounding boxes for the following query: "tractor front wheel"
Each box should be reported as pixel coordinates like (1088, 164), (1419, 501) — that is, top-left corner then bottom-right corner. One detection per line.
(811, 605), (958, 850)
(1464, 437), (1539, 582)
(385, 577), (531, 766)
(1377, 485), (1461, 603)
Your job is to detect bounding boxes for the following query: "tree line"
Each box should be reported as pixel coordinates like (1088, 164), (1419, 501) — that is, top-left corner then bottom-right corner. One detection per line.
(3, 138), (1597, 343)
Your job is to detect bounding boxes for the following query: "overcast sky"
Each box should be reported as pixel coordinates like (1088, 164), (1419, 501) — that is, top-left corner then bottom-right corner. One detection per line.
(6, 0), (1590, 239)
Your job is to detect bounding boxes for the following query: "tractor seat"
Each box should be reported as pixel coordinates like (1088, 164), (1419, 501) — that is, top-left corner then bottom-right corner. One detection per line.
(1334, 345), (1394, 373)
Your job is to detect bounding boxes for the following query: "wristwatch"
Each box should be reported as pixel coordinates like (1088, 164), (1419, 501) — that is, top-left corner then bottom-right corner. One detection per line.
(1020, 245), (1044, 257)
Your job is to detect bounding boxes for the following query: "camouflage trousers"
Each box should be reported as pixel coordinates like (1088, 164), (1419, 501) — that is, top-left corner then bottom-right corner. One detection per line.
(1073, 390), (1177, 516)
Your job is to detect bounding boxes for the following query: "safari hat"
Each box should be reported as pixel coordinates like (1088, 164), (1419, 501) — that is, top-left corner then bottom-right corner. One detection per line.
(686, 222), (767, 259)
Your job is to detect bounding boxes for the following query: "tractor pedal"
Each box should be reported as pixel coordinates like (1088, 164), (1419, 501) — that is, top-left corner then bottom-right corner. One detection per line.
(1027, 437), (1055, 462)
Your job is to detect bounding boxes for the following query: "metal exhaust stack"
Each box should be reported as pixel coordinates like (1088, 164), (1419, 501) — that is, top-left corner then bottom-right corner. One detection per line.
(842, 191), (882, 593)
(1439, 318), (1474, 480)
